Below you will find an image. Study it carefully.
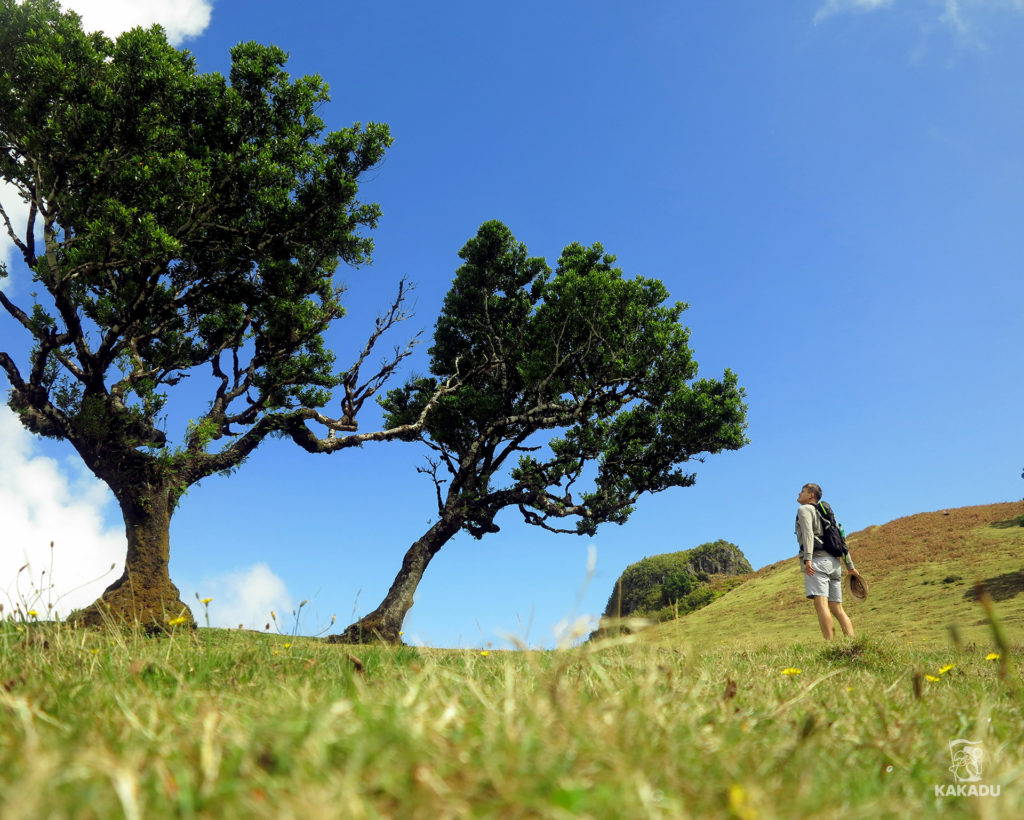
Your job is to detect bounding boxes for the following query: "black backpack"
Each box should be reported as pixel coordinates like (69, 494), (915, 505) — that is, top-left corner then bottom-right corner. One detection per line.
(815, 500), (848, 558)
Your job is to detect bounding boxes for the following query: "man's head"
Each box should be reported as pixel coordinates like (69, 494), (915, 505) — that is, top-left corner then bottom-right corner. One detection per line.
(798, 483), (822, 505)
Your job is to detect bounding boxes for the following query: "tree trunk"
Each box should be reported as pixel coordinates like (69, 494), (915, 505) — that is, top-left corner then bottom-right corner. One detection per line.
(330, 517), (462, 644)
(71, 484), (194, 631)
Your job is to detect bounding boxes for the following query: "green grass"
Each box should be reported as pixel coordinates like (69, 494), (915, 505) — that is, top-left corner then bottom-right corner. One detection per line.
(4, 503), (1021, 817)
(1, 621), (1022, 818)
(648, 504), (1024, 652)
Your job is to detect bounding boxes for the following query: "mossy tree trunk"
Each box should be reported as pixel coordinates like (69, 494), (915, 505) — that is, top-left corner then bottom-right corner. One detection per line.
(331, 517), (462, 644)
(71, 477), (193, 630)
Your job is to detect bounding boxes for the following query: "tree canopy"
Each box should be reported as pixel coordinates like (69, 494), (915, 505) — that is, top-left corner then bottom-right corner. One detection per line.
(0, 0), (416, 625)
(335, 221), (748, 643)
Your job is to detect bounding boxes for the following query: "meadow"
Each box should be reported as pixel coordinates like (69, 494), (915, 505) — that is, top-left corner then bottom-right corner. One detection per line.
(1, 619), (1021, 818)
(2, 501), (1022, 818)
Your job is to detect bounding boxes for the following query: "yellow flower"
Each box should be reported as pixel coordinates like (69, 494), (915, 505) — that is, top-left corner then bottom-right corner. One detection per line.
(986, 653), (1000, 661)
(938, 664), (955, 675)
(480, 650), (489, 657)
(781, 668), (802, 675)
(167, 616), (187, 626)
(728, 784), (757, 820)
(925, 675), (940, 683)
(200, 597), (213, 605)
(27, 610), (38, 618)
(283, 643), (292, 649)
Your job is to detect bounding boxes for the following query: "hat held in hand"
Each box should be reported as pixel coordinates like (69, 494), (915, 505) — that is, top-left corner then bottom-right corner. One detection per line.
(848, 573), (868, 601)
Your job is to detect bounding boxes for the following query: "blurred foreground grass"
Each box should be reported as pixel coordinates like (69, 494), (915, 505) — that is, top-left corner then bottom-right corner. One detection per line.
(1, 622), (1021, 819)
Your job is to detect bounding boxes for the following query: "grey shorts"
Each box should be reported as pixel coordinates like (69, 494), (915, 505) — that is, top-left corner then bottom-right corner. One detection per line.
(804, 553), (842, 602)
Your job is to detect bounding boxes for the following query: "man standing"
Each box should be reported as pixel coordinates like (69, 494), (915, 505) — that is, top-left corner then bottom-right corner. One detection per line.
(796, 483), (861, 640)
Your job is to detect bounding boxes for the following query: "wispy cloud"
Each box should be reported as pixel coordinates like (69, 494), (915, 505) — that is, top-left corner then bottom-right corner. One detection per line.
(0, 406), (125, 618)
(815, 0), (1024, 36)
(60, 0), (214, 46)
(940, 0), (969, 33)
(814, 0), (894, 25)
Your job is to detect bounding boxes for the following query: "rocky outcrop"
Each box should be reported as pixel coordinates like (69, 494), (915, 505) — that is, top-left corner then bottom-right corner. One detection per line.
(683, 540), (753, 577)
(594, 540), (752, 634)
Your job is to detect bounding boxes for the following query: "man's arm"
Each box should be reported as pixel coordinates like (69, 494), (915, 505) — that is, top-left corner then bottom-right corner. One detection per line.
(796, 504), (818, 575)
(843, 548), (858, 574)
(796, 505), (816, 563)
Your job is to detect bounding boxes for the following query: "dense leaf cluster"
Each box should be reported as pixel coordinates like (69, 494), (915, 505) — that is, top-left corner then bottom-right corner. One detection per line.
(382, 221), (748, 538)
(0, 0), (391, 493)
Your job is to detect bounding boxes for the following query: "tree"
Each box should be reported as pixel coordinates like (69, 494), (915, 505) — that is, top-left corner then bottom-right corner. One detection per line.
(662, 569), (698, 606)
(0, 0), (430, 627)
(332, 221), (748, 643)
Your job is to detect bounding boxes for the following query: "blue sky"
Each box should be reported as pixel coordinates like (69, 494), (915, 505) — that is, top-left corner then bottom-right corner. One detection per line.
(2, 0), (1023, 647)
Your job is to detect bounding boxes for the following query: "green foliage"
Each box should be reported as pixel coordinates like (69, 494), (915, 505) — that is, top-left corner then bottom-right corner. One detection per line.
(0, 0), (391, 472)
(1, 0), (402, 620)
(662, 568), (698, 604)
(677, 583), (716, 612)
(352, 222), (746, 639)
(380, 221), (748, 539)
(601, 540), (752, 623)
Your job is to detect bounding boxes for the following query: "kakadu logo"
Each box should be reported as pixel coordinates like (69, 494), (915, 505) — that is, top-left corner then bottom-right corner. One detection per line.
(949, 740), (983, 783)
(934, 739), (1000, 797)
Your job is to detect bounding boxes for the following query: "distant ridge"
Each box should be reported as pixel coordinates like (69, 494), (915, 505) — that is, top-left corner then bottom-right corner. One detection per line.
(640, 502), (1024, 651)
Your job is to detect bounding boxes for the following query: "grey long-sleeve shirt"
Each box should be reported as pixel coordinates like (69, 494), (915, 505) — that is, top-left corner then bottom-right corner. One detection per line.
(795, 503), (821, 564)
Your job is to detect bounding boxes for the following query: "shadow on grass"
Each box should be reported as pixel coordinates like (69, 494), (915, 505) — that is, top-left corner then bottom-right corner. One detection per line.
(991, 516), (1024, 529)
(964, 569), (1024, 602)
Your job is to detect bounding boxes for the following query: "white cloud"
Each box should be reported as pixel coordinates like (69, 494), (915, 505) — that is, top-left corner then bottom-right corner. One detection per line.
(0, 182), (33, 289)
(0, 406), (297, 629)
(0, 405), (125, 619)
(814, 0), (894, 25)
(59, 0), (214, 45)
(183, 563), (299, 631)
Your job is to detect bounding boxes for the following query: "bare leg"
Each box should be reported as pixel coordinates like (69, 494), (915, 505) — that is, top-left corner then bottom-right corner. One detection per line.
(829, 601), (855, 637)
(813, 596), (834, 640)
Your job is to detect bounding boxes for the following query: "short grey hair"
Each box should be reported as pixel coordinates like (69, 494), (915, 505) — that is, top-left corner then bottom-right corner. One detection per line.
(803, 483), (822, 501)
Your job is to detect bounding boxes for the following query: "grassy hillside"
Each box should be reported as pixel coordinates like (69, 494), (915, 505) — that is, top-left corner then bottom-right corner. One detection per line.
(646, 501), (1024, 652)
(2, 502), (1023, 817)
(3, 620), (1023, 817)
